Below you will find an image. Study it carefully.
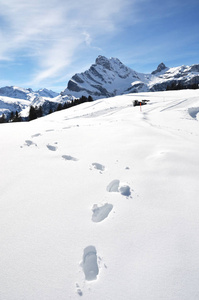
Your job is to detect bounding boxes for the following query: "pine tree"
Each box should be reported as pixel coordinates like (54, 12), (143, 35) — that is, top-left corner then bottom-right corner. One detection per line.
(36, 106), (43, 118)
(88, 95), (93, 102)
(49, 107), (53, 114)
(10, 111), (14, 121)
(0, 113), (6, 123)
(56, 103), (63, 111)
(13, 111), (22, 122)
(29, 106), (37, 121)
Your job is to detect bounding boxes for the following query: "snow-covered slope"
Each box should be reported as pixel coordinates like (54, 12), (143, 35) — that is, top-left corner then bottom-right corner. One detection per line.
(1, 89), (199, 299)
(62, 56), (199, 99)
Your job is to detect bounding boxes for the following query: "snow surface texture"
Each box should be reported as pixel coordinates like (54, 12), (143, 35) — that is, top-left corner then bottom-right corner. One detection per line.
(1, 90), (199, 299)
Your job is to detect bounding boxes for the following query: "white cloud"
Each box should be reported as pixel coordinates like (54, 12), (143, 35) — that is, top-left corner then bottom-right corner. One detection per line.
(0, 0), (138, 85)
(83, 32), (92, 46)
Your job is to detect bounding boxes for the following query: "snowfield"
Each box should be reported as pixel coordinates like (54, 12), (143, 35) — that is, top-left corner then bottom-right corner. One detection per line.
(0, 89), (199, 300)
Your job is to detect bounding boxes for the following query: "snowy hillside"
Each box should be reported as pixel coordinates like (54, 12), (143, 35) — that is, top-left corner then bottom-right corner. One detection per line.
(0, 90), (199, 299)
(62, 55), (199, 99)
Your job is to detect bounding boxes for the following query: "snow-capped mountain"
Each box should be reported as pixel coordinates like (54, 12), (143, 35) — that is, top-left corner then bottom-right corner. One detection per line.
(62, 55), (199, 99)
(150, 64), (199, 91)
(35, 88), (59, 98)
(62, 55), (149, 98)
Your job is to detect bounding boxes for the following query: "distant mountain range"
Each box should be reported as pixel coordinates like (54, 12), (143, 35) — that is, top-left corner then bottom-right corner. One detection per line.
(0, 86), (73, 120)
(0, 55), (199, 119)
(0, 86), (59, 100)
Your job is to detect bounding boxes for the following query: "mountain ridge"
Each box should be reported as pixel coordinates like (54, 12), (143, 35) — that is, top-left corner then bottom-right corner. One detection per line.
(62, 55), (199, 99)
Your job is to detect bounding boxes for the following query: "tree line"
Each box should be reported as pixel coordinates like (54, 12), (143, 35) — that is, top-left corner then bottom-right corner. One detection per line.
(0, 95), (93, 124)
(0, 111), (22, 123)
(166, 81), (199, 91)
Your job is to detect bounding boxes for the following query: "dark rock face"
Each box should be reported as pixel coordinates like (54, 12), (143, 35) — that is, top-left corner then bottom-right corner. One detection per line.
(90, 84), (113, 97)
(95, 55), (112, 70)
(72, 74), (84, 84)
(190, 64), (199, 72)
(151, 63), (167, 75)
(67, 80), (82, 92)
(150, 81), (173, 91)
(89, 66), (106, 82)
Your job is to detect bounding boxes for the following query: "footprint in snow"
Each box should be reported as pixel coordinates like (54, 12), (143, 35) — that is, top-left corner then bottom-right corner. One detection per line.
(24, 140), (37, 147)
(82, 246), (99, 281)
(46, 144), (57, 151)
(107, 179), (131, 197)
(76, 284), (83, 296)
(31, 133), (41, 138)
(46, 129), (54, 132)
(91, 162), (105, 172)
(92, 203), (113, 223)
(62, 155), (78, 161)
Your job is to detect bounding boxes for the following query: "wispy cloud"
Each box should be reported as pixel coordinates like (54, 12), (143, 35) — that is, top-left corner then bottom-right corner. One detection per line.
(0, 0), (137, 87)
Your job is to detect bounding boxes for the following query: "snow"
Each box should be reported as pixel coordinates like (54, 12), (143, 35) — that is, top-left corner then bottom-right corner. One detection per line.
(0, 89), (199, 299)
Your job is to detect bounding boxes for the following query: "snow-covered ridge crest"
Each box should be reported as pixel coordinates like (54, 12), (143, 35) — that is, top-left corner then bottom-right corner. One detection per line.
(0, 86), (59, 100)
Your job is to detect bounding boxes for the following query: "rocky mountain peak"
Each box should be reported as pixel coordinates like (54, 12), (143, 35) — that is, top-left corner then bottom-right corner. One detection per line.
(151, 62), (167, 75)
(61, 56), (199, 99)
(95, 55), (112, 70)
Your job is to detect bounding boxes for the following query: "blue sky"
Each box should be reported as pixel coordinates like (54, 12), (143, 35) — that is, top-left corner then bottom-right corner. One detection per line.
(0, 0), (198, 92)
